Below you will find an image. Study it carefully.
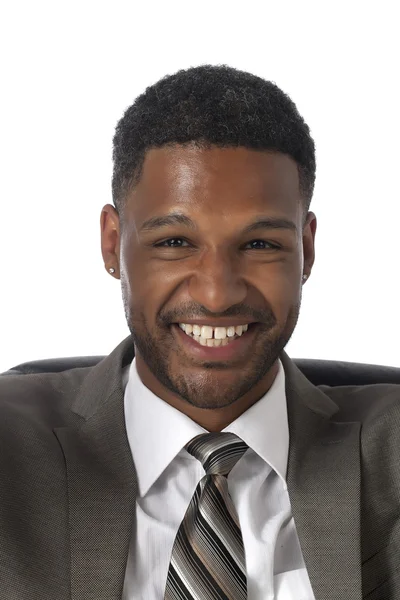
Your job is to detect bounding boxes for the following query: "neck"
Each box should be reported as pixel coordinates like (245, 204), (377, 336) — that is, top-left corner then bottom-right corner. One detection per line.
(134, 356), (280, 431)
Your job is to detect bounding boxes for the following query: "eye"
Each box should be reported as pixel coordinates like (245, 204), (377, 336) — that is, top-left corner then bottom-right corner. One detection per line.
(154, 238), (190, 248)
(244, 240), (280, 250)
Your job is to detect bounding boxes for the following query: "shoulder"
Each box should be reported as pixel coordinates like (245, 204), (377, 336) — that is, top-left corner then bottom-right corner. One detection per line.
(318, 382), (400, 424)
(0, 367), (92, 430)
(0, 368), (95, 486)
(320, 382), (400, 474)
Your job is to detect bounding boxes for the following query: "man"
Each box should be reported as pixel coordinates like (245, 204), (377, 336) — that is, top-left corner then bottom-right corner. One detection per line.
(0, 64), (399, 600)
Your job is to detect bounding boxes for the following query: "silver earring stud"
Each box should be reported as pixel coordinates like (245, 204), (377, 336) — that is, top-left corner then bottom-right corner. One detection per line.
(302, 274), (308, 282)
(108, 267), (115, 274)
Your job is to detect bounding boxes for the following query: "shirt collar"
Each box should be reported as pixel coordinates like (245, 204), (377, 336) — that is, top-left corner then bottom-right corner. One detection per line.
(123, 356), (288, 497)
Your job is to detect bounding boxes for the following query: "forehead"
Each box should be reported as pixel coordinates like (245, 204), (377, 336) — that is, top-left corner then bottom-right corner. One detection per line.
(126, 145), (301, 222)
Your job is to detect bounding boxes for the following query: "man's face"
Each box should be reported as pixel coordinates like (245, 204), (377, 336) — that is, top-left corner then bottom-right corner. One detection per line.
(104, 145), (316, 410)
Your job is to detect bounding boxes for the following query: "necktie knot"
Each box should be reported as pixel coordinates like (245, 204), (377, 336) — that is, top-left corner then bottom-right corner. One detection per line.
(185, 432), (248, 476)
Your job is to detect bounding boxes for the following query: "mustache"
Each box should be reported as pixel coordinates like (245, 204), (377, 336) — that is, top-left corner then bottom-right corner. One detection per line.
(159, 303), (276, 327)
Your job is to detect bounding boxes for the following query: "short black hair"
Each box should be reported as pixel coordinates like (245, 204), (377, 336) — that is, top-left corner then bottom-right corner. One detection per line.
(112, 64), (316, 225)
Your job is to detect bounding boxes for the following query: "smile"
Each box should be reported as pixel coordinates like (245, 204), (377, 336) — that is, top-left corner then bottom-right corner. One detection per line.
(178, 323), (250, 347)
(171, 323), (259, 361)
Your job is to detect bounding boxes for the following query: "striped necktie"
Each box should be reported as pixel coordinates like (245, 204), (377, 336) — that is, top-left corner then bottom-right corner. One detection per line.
(164, 432), (248, 599)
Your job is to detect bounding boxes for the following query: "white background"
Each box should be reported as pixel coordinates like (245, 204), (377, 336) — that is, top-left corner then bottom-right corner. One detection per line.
(0, 0), (399, 373)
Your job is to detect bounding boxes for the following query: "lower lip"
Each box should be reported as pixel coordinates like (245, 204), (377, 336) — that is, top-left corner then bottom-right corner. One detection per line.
(171, 323), (259, 361)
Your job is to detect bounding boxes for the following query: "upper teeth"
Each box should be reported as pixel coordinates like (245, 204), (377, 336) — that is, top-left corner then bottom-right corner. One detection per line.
(178, 323), (249, 339)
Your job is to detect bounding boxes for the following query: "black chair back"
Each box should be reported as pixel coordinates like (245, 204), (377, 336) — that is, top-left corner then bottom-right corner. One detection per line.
(2, 356), (400, 386)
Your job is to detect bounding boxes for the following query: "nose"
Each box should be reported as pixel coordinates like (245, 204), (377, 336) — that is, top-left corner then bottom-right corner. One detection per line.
(188, 249), (248, 314)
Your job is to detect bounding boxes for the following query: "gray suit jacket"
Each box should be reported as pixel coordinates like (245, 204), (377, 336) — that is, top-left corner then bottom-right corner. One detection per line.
(0, 335), (399, 600)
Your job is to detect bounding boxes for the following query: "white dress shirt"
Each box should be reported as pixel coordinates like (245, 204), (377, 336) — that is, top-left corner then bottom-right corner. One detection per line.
(121, 357), (315, 599)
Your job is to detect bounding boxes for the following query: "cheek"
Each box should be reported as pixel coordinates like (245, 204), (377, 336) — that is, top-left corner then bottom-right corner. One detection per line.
(260, 276), (298, 319)
(124, 257), (171, 322)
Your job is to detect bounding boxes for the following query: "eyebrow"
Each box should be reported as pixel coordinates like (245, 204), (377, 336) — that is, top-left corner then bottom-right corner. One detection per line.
(139, 212), (297, 234)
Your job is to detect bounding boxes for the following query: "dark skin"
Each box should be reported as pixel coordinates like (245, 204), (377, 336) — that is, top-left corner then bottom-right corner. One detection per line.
(101, 145), (316, 432)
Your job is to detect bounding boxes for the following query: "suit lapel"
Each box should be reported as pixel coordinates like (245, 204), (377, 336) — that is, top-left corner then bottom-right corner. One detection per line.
(54, 336), (137, 600)
(280, 351), (362, 600)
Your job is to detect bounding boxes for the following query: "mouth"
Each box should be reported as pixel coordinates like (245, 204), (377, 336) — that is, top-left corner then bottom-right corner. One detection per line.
(170, 322), (260, 361)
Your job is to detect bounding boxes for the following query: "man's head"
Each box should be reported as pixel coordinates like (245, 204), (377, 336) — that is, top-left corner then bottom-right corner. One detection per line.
(101, 64), (317, 428)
